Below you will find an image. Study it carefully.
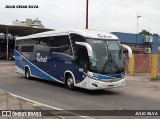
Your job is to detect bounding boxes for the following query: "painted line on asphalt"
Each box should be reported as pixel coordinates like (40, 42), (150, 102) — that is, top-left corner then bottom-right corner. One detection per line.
(0, 89), (93, 119)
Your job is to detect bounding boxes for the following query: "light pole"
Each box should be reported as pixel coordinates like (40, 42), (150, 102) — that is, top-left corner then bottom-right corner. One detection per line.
(136, 12), (141, 47)
(148, 27), (151, 33)
(86, 0), (89, 29)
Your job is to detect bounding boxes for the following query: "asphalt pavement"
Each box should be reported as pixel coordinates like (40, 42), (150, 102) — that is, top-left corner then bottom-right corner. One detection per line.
(0, 61), (160, 119)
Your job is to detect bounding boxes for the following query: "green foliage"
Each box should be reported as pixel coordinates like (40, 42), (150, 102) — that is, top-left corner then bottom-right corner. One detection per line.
(139, 29), (152, 35)
(139, 29), (159, 36)
(152, 33), (159, 36)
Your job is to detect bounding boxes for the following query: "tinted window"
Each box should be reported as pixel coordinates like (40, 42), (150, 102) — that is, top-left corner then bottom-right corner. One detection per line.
(70, 33), (85, 43)
(16, 39), (35, 52)
(58, 36), (70, 46)
(50, 37), (58, 47)
(76, 46), (89, 69)
(16, 39), (35, 45)
(16, 35), (72, 55)
(69, 34), (85, 56)
(33, 37), (50, 52)
(21, 45), (34, 52)
(50, 35), (72, 55)
(34, 37), (50, 46)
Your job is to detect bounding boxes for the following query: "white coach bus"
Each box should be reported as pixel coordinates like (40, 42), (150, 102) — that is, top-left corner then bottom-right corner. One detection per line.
(15, 29), (131, 90)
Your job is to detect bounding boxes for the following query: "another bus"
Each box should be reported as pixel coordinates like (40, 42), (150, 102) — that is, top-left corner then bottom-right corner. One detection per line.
(15, 29), (128, 90)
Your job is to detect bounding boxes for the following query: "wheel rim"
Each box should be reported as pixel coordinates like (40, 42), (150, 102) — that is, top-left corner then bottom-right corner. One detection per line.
(67, 77), (74, 88)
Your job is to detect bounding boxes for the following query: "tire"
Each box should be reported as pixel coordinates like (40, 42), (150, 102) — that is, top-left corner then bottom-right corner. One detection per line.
(66, 75), (75, 90)
(25, 68), (31, 79)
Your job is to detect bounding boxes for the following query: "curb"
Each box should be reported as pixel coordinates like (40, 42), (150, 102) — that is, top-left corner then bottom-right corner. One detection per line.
(0, 89), (91, 119)
(0, 89), (65, 119)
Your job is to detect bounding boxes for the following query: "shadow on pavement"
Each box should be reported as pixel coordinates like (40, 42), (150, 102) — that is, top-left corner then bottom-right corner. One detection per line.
(21, 76), (120, 96)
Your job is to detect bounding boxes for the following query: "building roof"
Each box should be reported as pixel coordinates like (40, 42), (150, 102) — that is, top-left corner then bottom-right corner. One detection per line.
(112, 32), (160, 45)
(0, 24), (53, 36)
(112, 32), (146, 44)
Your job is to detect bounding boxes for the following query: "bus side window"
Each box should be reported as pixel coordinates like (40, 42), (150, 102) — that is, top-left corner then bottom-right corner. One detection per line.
(70, 33), (85, 43)
(69, 33), (85, 57)
(58, 36), (72, 55)
(76, 46), (89, 69)
(50, 36), (72, 56)
(33, 37), (50, 52)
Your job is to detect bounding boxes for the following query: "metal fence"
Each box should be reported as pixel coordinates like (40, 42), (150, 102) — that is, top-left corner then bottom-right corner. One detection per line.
(134, 54), (151, 73)
(124, 54), (152, 73)
(158, 55), (160, 76)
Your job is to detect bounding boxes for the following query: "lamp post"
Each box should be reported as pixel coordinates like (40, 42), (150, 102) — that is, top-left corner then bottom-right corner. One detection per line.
(136, 12), (141, 47)
(148, 27), (151, 33)
(86, 0), (89, 29)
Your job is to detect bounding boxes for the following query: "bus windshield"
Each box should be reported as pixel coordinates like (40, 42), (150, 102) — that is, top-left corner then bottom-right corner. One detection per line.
(86, 38), (124, 74)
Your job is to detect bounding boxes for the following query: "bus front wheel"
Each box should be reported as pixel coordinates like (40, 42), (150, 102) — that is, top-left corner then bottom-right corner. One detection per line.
(66, 75), (75, 90)
(25, 68), (31, 79)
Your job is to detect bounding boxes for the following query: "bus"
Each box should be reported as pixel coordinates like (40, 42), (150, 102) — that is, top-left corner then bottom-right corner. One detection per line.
(15, 29), (129, 90)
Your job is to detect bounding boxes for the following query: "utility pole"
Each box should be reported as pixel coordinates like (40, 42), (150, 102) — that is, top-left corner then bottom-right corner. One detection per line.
(86, 0), (89, 29)
(136, 12), (141, 47)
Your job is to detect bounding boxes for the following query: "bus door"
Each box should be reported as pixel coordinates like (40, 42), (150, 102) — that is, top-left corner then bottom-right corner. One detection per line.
(75, 45), (89, 84)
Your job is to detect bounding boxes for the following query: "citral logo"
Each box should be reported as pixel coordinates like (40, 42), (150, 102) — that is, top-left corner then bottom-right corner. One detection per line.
(97, 34), (112, 39)
(37, 53), (47, 62)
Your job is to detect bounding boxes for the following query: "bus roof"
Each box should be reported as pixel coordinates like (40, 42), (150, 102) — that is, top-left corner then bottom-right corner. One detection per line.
(16, 29), (118, 40)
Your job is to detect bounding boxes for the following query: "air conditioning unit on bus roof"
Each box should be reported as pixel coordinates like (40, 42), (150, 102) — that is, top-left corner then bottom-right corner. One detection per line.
(144, 48), (151, 54)
(145, 36), (153, 43)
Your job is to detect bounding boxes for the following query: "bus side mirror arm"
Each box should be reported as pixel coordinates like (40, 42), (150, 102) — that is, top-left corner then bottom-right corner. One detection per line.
(75, 42), (94, 58)
(121, 44), (132, 57)
(122, 44), (134, 76)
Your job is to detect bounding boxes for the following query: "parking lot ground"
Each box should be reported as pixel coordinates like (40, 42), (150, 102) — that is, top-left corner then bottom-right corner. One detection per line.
(0, 61), (160, 119)
(121, 74), (160, 100)
(0, 61), (60, 119)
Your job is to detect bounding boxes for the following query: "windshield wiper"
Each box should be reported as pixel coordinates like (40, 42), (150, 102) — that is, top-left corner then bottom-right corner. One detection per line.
(109, 53), (120, 71)
(102, 52), (120, 72)
(102, 41), (120, 72)
(102, 56), (112, 72)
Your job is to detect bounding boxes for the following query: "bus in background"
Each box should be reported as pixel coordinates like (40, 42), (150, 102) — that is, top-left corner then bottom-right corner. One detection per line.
(15, 29), (130, 90)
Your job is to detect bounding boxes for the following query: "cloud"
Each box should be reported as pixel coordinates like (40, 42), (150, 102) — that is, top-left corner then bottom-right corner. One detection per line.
(0, 0), (159, 34)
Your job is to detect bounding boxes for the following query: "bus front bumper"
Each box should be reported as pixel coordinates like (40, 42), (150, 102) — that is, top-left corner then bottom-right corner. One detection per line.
(88, 77), (125, 90)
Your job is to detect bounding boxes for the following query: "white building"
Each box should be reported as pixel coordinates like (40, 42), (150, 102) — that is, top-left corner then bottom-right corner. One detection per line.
(30, 18), (44, 28)
(12, 18), (44, 28)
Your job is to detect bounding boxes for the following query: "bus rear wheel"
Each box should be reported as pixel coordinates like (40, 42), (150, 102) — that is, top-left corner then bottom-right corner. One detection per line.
(66, 75), (75, 90)
(25, 68), (31, 79)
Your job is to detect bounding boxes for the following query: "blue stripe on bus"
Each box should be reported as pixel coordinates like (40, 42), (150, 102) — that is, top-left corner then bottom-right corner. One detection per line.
(93, 72), (125, 79)
(15, 51), (64, 83)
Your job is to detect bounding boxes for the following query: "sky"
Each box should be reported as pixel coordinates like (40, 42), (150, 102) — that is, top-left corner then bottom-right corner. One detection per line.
(0, 0), (160, 34)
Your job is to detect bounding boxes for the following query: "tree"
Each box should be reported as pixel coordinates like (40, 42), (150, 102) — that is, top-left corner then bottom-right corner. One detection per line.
(139, 29), (159, 36)
(152, 33), (159, 36)
(139, 29), (152, 35)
